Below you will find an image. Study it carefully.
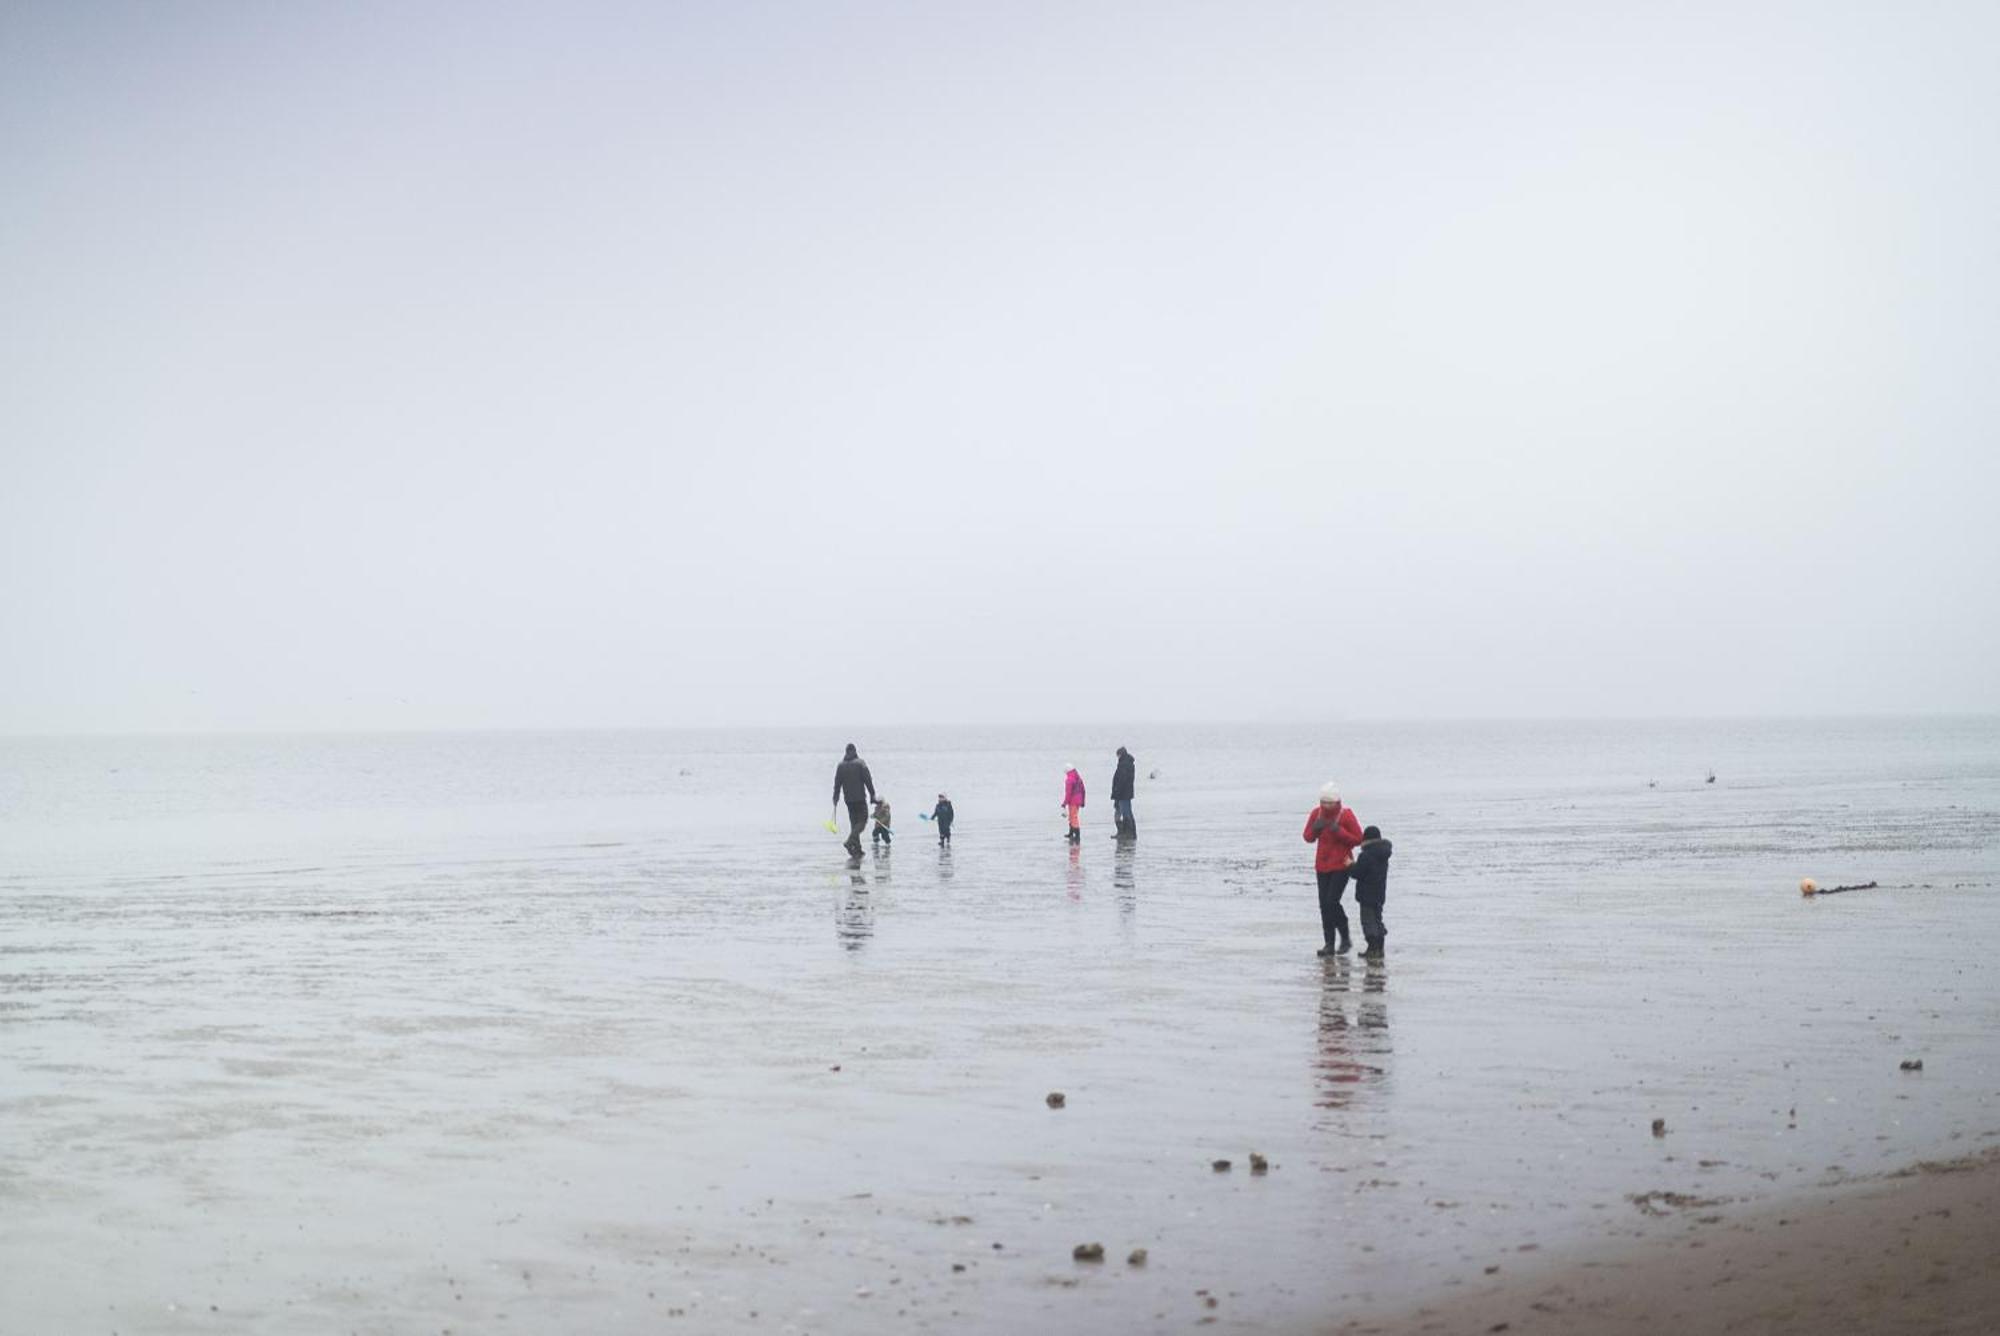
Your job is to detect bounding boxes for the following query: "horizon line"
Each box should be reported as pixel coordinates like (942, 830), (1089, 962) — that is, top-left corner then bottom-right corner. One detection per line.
(2, 709), (1997, 742)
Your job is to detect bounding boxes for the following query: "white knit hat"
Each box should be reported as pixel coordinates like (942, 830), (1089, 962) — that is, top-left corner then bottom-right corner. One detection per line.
(1319, 781), (1341, 804)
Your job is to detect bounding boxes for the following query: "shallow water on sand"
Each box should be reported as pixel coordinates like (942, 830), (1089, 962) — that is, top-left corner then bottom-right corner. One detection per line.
(4, 720), (1999, 1334)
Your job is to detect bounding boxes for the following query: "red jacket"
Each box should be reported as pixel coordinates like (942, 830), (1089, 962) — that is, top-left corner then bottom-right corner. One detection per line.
(1303, 805), (1364, 873)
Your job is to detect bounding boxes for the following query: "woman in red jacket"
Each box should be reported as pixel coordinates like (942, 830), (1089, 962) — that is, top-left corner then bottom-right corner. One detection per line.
(1304, 782), (1365, 956)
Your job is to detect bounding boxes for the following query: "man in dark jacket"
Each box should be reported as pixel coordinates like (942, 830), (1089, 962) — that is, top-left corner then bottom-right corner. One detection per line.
(1111, 746), (1137, 841)
(1347, 826), (1393, 960)
(831, 744), (876, 856)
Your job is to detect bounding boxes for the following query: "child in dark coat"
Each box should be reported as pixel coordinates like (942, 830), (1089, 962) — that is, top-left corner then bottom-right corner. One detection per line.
(1347, 825), (1393, 960)
(930, 794), (954, 845)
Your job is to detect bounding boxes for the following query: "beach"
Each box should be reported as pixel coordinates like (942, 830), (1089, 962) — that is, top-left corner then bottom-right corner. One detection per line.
(1352, 1145), (2000, 1336)
(3, 719), (1998, 1334)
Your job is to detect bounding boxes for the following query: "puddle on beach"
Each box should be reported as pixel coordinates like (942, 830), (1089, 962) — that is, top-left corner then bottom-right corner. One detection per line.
(3, 721), (1999, 1333)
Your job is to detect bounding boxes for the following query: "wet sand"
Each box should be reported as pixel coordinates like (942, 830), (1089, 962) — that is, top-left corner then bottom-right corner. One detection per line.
(1349, 1145), (2000, 1336)
(4, 722), (1998, 1333)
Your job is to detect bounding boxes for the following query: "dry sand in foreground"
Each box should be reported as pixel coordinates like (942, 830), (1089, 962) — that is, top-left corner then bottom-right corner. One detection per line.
(1343, 1144), (2000, 1336)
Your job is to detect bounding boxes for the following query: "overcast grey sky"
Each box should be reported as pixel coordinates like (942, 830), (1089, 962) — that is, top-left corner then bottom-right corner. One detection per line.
(2, 1), (1995, 732)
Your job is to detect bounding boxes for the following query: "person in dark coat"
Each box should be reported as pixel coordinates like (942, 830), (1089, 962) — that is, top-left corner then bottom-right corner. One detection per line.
(1347, 826), (1393, 960)
(831, 743), (876, 856)
(929, 793), (954, 846)
(1110, 746), (1137, 841)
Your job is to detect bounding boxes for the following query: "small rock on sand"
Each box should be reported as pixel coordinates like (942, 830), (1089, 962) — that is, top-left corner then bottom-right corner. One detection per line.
(1127, 1248), (1148, 1266)
(1212, 1159), (1232, 1173)
(1249, 1152), (1269, 1174)
(1046, 1091), (1066, 1108)
(1900, 1059), (1924, 1072)
(1073, 1242), (1105, 1262)
(1651, 1118), (1667, 1137)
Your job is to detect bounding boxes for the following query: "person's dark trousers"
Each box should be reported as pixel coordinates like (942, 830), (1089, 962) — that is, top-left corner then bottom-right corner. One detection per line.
(1114, 798), (1135, 840)
(1359, 901), (1385, 955)
(938, 820), (952, 845)
(1316, 869), (1351, 950)
(873, 825), (892, 847)
(845, 802), (868, 855)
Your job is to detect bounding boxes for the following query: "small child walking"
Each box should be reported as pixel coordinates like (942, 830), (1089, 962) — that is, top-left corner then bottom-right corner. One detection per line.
(930, 793), (954, 845)
(871, 798), (893, 848)
(1347, 825), (1393, 960)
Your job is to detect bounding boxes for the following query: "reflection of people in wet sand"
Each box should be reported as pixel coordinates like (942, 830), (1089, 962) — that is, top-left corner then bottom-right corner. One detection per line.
(1304, 782), (1365, 956)
(836, 867), (873, 950)
(1316, 963), (1389, 1111)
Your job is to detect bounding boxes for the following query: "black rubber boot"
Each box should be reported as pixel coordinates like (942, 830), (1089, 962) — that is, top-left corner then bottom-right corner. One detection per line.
(1335, 923), (1352, 954)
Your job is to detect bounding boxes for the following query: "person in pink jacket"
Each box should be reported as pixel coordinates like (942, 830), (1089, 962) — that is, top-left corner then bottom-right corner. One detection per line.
(1061, 765), (1086, 845)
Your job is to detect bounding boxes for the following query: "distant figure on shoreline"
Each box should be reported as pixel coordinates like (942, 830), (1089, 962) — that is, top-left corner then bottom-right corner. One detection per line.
(1304, 782), (1365, 956)
(831, 743), (876, 857)
(1111, 746), (1137, 842)
(1062, 765), (1086, 845)
(929, 793), (954, 846)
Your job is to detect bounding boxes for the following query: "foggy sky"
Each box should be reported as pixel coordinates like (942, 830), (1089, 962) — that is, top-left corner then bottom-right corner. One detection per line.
(3, 1), (1996, 733)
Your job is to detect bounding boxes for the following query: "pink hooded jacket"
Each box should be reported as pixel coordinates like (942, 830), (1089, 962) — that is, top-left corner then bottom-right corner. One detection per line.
(1063, 770), (1086, 808)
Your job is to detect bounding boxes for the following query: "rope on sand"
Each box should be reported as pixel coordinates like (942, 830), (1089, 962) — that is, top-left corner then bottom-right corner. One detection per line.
(1799, 879), (1880, 898)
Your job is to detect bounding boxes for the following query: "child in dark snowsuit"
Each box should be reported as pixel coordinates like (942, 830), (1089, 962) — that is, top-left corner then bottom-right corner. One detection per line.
(1347, 825), (1393, 960)
(930, 794), (954, 845)
(871, 799), (893, 847)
